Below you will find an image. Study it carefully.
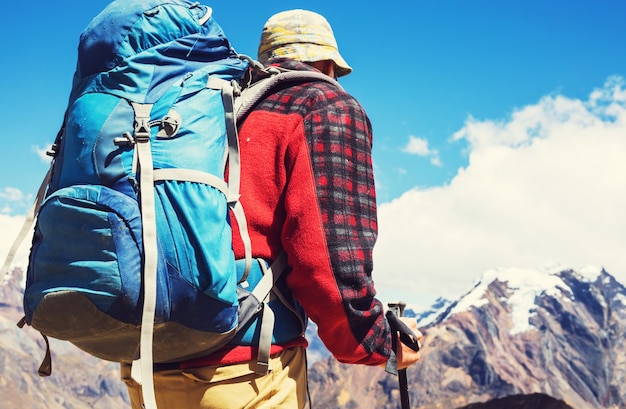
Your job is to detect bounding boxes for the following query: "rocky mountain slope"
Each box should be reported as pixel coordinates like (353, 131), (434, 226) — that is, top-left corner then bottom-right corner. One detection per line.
(3, 264), (625, 408)
(0, 268), (129, 409)
(307, 265), (626, 409)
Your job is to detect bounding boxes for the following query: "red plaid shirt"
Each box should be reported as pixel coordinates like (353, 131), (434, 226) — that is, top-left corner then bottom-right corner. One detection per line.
(185, 59), (391, 368)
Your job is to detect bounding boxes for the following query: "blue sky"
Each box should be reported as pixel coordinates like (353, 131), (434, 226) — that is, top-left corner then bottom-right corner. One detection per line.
(1, 1), (625, 308)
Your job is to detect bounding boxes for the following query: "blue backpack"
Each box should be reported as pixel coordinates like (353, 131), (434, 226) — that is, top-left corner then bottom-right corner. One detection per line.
(0, 1), (340, 406)
(0, 1), (290, 405)
(26, 0), (251, 362)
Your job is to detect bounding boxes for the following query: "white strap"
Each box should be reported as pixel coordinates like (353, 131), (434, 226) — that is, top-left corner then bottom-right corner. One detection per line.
(1, 162), (52, 276)
(231, 201), (253, 284)
(252, 252), (287, 301)
(153, 168), (228, 197)
(207, 76), (253, 282)
(207, 77), (241, 204)
(130, 102), (158, 409)
(255, 302), (274, 375)
(253, 252), (288, 374)
(197, 6), (212, 26)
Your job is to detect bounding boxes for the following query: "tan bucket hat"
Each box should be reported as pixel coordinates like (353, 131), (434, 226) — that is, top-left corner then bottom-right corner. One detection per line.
(257, 9), (353, 77)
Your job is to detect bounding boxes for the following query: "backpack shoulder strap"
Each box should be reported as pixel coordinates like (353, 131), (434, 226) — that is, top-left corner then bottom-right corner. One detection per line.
(234, 59), (343, 124)
(228, 58), (335, 373)
(252, 252), (288, 374)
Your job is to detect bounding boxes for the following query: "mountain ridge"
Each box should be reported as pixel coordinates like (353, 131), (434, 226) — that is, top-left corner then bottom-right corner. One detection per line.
(307, 265), (626, 408)
(2, 263), (625, 408)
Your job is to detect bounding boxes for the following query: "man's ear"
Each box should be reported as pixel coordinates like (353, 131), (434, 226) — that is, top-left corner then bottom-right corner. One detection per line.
(307, 60), (336, 79)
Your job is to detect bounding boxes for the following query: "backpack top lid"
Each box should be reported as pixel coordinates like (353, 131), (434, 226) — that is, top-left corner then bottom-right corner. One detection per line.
(78, 0), (229, 77)
(74, 0), (248, 103)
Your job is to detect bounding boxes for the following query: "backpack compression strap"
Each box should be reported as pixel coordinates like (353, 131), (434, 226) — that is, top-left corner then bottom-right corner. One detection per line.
(207, 77), (253, 283)
(232, 251), (288, 375)
(130, 102), (159, 409)
(254, 251), (288, 374)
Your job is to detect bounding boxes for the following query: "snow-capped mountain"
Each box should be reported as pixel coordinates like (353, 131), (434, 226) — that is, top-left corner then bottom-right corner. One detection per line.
(307, 265), (626, 409)
(406, 296), (453, 326)
(423, 263), (611, 330)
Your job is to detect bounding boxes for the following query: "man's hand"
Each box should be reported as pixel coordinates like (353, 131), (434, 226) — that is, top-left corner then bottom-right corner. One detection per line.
(380, 317), (422, 370)
(395, 317), (422, 370)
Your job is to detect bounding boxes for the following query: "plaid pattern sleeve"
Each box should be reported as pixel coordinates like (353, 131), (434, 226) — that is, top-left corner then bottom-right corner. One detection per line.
(258, 60), (392, 363)
(306, 85), (391, 358)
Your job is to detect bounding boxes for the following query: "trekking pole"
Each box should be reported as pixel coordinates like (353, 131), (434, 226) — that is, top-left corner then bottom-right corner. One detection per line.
(386, 301), (418, 409)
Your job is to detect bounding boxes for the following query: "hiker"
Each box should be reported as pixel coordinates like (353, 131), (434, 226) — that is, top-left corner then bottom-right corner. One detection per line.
(121, 8), (422, 409)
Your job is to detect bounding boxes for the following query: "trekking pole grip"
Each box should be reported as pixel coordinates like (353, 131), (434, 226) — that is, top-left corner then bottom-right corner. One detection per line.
(386, 301), (412, 409)
(388, 301), (406, 318)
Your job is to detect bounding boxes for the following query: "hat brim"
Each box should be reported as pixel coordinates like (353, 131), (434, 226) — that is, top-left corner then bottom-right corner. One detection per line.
(258, 43), (352, 77)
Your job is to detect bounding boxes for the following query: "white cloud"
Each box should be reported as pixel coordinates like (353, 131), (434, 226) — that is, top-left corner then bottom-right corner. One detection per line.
(404, 136), (431, 155)
(0, 187), (26, 202)
(33, 144), (53, 162)
(374, 77), (626, 309)
(403, 135), (442, 167)
(0, 187), (32, 215)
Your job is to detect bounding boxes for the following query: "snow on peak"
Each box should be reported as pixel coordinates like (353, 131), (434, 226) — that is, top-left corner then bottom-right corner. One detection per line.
(439, 264), (604, 334)
(577, 265), (604, 282)
(490, 266), (569, 334)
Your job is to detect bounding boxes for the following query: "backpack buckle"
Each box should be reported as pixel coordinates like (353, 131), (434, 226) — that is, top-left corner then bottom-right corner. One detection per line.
(134, 118), (151, 143)
(130, 102), (154, 143)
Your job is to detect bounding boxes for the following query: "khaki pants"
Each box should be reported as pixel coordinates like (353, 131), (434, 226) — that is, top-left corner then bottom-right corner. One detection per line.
(121, 347), (308, 409)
